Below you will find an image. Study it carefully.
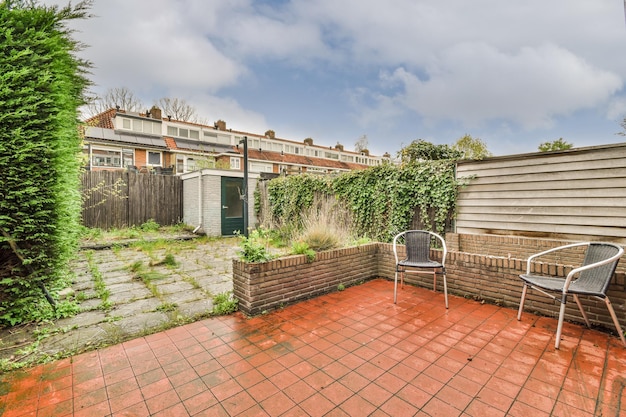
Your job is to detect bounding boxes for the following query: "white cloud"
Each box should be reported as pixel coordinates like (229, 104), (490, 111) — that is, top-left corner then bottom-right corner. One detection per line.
(367, 43), (622, 129)
(71, 1), (243, 94)
(37, 0), (626, 155)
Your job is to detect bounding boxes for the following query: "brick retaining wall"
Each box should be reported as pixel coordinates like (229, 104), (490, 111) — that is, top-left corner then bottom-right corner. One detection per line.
(233, 236), (626, 335)
(233, 244), (379, 316)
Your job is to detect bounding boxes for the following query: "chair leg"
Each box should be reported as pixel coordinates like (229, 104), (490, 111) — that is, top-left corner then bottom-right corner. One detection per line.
(400, 270), (404, 288)
(572, 294), (591, 328)
(394, 269), (398, 304)
(442, 270), (448, 309)
(604, 297), (626, 347)
(433, 271), (437, 292)
(517, 284), (528, 320)
(555, 297), (567, 349)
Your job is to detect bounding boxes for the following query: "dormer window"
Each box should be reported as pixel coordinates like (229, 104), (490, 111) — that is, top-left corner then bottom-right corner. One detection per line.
(118, 117), (160, 135)
(166, 125), (200, 140)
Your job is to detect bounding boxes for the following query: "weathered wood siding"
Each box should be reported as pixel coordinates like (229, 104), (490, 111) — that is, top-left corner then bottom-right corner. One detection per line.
(456, 143), (626, 244)
(81, 171), (182, 229)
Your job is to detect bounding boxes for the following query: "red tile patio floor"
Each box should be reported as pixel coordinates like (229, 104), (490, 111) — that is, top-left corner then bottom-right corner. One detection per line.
(1, 278), (625, 417)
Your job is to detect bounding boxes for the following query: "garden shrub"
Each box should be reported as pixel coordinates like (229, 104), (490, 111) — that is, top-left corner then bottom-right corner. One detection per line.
(0, 0), (92, 326)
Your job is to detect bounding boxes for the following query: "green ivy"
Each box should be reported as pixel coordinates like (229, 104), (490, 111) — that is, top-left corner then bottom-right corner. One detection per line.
(0, 1), (92, 326)
(258, 160), (464, 242)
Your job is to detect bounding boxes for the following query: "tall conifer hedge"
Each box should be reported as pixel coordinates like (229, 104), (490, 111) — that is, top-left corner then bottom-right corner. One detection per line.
(0, 0), (92, 325)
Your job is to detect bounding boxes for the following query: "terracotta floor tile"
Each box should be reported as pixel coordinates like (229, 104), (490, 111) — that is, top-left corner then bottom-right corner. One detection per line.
(300, 392), (336, 417)
(282, 380), (316, 403)
(259, 391), (296, 416)
(73, 386), (108, 410)
(374, 371), (407, 394)
(2, 280), (625, 417)
(108, 388), (144, 413)
(211, 378), (244, 402)
(436, 385), (473, 411)
(111, 400), (151, 417)
(36, 398), (73, 417)
(247, 379), (279, 403)
(174, 378), (208, 401)
(519, 386), (559, 412)
(507, 400), (551, 417)
(145, 389), (181, 415)
(182, 391), (219, 415)
(379, 395), (419, 417)
(422, 396), (463, 417)
(151, 402), (189, 417)
(338, 394), (377, 416)
(411, 373), (445, 395)
(73, 400), (110, 417)
(476, 386), (514, 412)
(103, 366), (135, 386)
(358, 382), (393, 407)
(464, 398), (506, 417)
(219, 390), (257, 416)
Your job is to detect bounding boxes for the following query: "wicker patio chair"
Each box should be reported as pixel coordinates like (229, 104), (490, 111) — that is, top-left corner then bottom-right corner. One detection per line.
(393, 230), (448, 308)
(517, 242), (626, 349)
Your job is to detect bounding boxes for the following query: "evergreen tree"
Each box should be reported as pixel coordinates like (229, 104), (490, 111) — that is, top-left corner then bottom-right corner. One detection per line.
(0, 0), (92, 325)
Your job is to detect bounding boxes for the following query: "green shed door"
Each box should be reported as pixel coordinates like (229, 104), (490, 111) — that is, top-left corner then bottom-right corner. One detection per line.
(221, 177), (244, 236)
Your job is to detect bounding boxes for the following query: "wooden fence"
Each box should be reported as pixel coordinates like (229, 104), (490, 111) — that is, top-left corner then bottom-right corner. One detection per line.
(81, 171), (182, 229)
(456, 143), (626, 244)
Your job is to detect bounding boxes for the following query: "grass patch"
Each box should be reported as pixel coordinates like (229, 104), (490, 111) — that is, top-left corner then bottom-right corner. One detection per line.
(212, 292), (238, 315)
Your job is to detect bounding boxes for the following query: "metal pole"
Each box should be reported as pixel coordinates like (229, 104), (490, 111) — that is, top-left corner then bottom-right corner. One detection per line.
(240, 136), (249, 237)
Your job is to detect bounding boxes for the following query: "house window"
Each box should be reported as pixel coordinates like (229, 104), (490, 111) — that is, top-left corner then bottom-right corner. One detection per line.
(167, 126), (177, 136)
(189, 130), (199, 139)
(147, 151), (162, 166)
(179, 128), (189, 138)
(230, 157), (241, 170)
(90, 147), (134, 168)
(122, 118), (131, 129)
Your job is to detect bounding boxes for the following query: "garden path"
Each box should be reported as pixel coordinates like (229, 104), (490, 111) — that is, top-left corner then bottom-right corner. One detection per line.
(0, 234), (240, 369)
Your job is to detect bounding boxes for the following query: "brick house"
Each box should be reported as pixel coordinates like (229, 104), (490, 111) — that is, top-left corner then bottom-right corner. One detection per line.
(83, 107), (389, 176)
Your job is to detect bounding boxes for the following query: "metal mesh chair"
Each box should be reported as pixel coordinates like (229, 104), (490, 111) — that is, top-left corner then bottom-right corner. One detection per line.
(393, 230), (448, 308)
(517, 242), (625, 349)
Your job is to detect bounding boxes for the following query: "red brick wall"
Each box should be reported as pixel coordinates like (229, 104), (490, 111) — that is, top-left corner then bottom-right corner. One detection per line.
(233, 237), (626, 335)
(233, 244), (380, 315)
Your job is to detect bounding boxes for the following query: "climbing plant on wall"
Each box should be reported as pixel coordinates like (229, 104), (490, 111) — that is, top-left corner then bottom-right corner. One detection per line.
(259, 159), (464, 243)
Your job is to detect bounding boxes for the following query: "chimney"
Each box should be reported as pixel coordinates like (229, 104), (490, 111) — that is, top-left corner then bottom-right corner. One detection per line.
(335, 143), (344, 151)
(150, 106), (162, 120)
(215, 120), (226, 131)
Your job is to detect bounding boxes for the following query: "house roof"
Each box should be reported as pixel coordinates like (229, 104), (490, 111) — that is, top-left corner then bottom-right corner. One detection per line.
(84, 108), (377, 171)
(85, 126), (167, 149)
(240, 148), (368, 171)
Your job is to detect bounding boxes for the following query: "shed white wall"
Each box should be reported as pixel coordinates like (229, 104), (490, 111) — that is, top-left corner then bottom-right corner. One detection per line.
(456, 143), (626, 244)
(182, 169), (259, 236)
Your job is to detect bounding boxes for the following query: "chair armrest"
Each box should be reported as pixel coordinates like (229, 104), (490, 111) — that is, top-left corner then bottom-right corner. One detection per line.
(392, 232), (405, 263)
(525, 242), (590, 275)
(431, 231), (447, 266)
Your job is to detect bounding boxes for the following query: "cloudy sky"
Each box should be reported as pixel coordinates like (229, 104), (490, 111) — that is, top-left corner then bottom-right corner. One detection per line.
(46, 0), (626, 157)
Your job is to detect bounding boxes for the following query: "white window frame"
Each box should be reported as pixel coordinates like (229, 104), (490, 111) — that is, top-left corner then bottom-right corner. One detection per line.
(147, 151), (162, 166)
(230, 157), (241, 170)
(90, 146), (134, 168)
